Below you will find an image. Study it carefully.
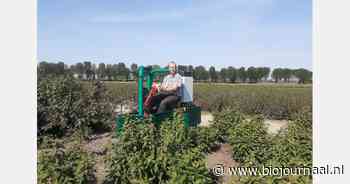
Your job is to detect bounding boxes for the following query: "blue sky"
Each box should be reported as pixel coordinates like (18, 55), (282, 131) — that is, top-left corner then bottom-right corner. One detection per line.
(38, 0), (312, 70)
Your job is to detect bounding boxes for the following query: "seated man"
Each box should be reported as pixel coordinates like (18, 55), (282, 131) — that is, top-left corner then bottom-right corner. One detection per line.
(145, 61), (182, 114)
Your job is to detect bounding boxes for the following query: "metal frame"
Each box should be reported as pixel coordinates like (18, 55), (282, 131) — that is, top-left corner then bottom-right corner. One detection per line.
(137, 65), (169, 117)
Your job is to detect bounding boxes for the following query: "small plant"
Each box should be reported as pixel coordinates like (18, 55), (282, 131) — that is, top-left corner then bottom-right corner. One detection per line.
(37, 141), (95, 184)
(211, 110), (245, 142)
(189, 126), (218, 153)
(270, 112), (312, 168)
(227, 116), (272, 166)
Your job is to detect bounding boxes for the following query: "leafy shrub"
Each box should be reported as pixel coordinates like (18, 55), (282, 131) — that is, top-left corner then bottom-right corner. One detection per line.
(189, 127), (218, 153)
(211, 110), (245, 142)
(38, 75), (83, 137)
(166, 147), (213, 184)
(104, 114), (214, 184)
(236, 121), (312, 183)
(227, 116), (272, 166)
(79, 81), (114, 135)
(38, 76), (113, 138)
(290, 107), (312, 130)
(38, 141), (95, 184)
(270, 111), (312, 167)
(227, 110), (312, 183)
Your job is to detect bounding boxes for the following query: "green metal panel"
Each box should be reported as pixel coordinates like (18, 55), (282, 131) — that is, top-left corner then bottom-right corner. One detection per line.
(138, 66), (144, 117)
(183, 113), (190, 128)
(115, 115), (124, 136)
(183, 105), (201, 127)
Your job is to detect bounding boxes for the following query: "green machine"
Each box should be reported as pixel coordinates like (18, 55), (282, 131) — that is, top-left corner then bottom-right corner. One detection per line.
(115, 65), (201, 136)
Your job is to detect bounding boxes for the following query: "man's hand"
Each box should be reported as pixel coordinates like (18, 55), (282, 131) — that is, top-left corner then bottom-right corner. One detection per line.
(152, 82), (160, 91)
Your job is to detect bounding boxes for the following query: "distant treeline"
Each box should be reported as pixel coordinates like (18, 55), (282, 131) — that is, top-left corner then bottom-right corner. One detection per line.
(37, 61), (312, 84)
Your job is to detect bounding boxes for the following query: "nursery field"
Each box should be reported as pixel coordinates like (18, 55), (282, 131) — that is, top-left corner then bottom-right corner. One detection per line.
(37, 76), (312, 184)
(103, 81), (312, 120)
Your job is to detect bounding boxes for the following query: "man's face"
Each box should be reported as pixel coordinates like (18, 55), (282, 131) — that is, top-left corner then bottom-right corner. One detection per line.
(169, 63), (176, 74)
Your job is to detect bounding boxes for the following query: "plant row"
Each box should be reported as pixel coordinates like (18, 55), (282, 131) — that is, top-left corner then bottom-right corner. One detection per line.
(211, 110), (312, 183)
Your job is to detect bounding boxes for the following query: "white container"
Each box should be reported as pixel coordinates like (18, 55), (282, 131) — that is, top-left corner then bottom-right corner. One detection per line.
(181, 77), (193, 102)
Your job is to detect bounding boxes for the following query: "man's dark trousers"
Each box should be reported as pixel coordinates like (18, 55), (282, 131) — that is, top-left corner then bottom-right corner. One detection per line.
(145, 92), (180, 114)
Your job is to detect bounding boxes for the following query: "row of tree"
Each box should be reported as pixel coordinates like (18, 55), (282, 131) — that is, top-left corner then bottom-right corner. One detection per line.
(38, 61), (312, 84)
(272, 68), (312, 84)
(203, 66), (270, 83)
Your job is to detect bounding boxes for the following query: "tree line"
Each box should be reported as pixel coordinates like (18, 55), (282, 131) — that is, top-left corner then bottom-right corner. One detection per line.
(38, 61), (312, 84)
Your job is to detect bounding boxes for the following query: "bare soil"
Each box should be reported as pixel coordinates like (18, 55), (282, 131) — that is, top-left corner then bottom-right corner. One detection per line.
(206, 144), (238, 184)
(264, 119), (289, 134)
(200, 112), (289, 134)
(83, 133), (112, 184)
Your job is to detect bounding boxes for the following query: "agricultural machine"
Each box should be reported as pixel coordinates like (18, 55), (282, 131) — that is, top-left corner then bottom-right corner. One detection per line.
(115, 65), (201, 135)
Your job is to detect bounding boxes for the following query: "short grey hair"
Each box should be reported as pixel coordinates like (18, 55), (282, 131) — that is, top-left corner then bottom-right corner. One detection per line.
(168, 61), (176, 66)
(168, 61), (177, 72)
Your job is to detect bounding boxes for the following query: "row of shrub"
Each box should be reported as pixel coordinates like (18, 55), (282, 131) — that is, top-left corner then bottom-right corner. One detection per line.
(37, 113), (217, 184)
(101, 82), (312, 120)
(195, 84), (312, 120)
(104, 114), (216, 184)
(103, 109), (312, 184)
(211, 110), (312, 183)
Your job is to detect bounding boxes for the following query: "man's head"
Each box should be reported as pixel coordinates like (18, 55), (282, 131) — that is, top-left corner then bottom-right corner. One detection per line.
(168, 61), (177, 75)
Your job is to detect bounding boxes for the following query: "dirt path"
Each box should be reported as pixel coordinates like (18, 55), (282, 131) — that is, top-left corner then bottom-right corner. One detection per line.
(206, 144), (238, 184)
(264, 119), (288, 134)
(200, 112), (289, 134)
(83, 133), (112, 184)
